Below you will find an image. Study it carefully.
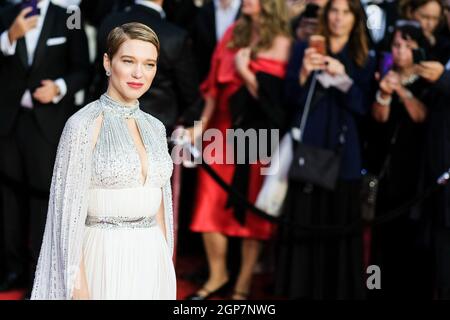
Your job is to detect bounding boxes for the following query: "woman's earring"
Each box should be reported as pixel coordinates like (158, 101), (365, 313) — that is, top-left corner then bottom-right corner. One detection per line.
(106, 70), (111, 77)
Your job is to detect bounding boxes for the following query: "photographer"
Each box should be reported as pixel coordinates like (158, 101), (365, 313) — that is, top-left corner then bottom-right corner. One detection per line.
(276, 0), (376, 300)
(370, 22), (433, 299)
(403, 0), (449, 63)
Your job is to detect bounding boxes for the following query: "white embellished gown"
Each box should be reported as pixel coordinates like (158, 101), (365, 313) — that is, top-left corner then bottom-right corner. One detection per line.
(81, 94), (176, 299)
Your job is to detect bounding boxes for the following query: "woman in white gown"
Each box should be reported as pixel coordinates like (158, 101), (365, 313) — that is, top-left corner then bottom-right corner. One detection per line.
(30, 23), (176, 300)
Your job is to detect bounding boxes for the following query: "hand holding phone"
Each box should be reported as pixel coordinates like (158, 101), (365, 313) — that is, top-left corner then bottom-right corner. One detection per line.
(8, 6), (39, 43)
(379, 70), (400, 95)
(379, 52), (394, 78)
(299, 35), (327, 85)
(21, 0), (39, 18)
(416, 61), (444, 82)
(412, 48), (427, 65)
(309, 35), (326, 55)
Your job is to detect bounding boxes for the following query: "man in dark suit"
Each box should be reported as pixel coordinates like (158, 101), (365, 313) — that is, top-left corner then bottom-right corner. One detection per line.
(361, 0), (400, 52)
(163, 0), (198, 32)
(192, 0), (241, 82)
(0, 0), (90, 292)
(79, 0), (133, 28)
(0, 0), (11, 287)
(93, 0), (202, 133)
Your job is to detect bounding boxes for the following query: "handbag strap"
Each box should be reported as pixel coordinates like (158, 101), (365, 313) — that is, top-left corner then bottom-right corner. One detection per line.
(298, 70), (319, 142)
(378, 122), (401, 178)
(295, 70), (348, 148)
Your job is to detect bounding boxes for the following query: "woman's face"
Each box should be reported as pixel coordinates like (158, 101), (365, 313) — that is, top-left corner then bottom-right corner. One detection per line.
(412, 1), (442, 37)
(327, 0), (355, 38)
(241, 0), (262, 17)
(391, 31), (418, 69)
(104, 39), (158, 104)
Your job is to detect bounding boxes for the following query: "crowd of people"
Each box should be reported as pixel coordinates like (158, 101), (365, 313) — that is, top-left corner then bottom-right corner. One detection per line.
(0, 0), (450, 300)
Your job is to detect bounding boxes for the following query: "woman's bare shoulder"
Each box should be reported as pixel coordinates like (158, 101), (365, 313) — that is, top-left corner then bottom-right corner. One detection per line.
(259, 35), (292, 62)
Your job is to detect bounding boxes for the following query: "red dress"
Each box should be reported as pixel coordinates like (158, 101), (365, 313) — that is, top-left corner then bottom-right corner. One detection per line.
(189, 25), (287, 240)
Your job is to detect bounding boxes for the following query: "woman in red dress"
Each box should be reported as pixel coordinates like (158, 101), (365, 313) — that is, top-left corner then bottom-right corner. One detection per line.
(187, 0), (292, 300)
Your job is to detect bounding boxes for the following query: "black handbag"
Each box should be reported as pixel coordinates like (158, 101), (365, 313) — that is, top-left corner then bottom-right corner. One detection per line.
(288, 72), (347, 191)
(289, 142), (343, 191)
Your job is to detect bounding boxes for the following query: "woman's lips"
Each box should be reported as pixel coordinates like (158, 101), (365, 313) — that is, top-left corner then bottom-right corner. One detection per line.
(127, 82), (144, 89)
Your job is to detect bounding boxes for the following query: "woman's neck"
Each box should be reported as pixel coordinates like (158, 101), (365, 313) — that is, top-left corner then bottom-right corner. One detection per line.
(329, 35), (349, 54)
(106, 86), (137, 107)
(398, 65), (416, 78)
(426, 33), (436, 46)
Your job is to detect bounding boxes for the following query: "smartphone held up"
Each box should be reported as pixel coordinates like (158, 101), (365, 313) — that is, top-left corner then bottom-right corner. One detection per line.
(21, 0), (40, 18)
(309, 35), (326, 55)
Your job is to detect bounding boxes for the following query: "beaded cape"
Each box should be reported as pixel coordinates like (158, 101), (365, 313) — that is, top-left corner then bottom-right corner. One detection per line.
(31, 94), (174, 299)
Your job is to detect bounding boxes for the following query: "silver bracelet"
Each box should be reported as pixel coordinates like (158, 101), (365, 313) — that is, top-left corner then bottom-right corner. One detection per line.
(375, 90), (392, 106)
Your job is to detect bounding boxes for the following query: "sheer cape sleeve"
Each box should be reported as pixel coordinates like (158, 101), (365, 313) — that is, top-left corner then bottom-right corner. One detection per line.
(31, 101), (102, 299)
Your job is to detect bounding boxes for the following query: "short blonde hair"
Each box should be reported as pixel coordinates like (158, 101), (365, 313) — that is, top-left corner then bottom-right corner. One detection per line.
(106, 22), (160, 59)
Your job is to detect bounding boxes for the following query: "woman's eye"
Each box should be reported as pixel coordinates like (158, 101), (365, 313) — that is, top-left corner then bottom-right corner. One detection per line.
(146, 64), (155, 68)
(123, 60), (133, 64)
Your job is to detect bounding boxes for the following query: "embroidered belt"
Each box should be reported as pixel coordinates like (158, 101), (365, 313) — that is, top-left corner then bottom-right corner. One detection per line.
(85, 215), (156, 229)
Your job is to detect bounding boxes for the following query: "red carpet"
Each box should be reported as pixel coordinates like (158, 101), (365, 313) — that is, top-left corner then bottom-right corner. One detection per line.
(0, 229), (371, 300)
(0, 254), (280, 300)
(0, 289), (25, 300)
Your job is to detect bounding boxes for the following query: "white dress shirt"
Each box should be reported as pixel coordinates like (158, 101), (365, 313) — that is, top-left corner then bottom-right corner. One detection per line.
(0, 0), (67, 108)
(51, 0), (81, 8)
(214, 0), (241, 41)
(362, 2), (386, 44)
(135, 0), (166, 19)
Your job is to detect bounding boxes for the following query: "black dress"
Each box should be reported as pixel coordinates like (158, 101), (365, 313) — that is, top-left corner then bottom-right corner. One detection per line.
(369, 78), (433, 299)
(276, 179), (365, 299)
(275, 41), (376, 300)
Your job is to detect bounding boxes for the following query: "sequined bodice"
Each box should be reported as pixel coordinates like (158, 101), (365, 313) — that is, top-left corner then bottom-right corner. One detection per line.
(90, 94), (173, 189)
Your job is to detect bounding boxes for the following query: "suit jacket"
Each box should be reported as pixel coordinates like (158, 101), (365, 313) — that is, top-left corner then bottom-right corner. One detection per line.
(362, 0), (399, 52)
(79, 0), (133, 27)
(0, 2), (90, 144)
(163, 0), (198, 32)
(192, 1), (241, 82)
(93, 4), (202, 131)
